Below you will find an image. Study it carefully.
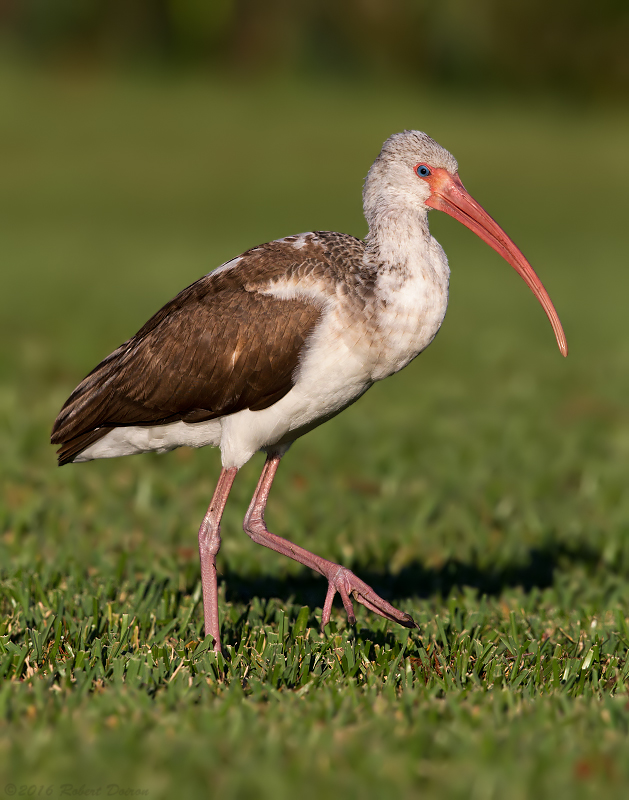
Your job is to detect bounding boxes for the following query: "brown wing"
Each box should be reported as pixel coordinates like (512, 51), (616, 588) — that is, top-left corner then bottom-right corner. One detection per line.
(51, 251), (325, 465)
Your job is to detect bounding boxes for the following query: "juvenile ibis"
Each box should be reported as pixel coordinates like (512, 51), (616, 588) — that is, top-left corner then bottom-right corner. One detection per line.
(51, 131), (567, 652)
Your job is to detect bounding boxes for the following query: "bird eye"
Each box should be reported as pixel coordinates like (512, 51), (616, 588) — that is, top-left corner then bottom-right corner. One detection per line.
(415, 164), (431, 178)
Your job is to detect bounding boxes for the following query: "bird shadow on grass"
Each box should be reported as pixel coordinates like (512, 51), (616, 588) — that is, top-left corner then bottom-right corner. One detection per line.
(222, 540), (606, 611)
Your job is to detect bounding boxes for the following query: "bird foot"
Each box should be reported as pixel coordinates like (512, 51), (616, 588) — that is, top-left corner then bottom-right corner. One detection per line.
(321, 565), (418, 631)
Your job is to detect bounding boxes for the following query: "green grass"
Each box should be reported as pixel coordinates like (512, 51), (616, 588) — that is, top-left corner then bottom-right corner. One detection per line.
(2, 65), (629, 799)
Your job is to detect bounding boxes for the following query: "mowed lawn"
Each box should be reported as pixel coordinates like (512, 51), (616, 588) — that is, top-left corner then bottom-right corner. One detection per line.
(2, 66), (629, 798)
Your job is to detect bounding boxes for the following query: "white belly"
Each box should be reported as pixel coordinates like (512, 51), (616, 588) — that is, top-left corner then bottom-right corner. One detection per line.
(74, 418), (223, 462)
(219, 307), (375, 468)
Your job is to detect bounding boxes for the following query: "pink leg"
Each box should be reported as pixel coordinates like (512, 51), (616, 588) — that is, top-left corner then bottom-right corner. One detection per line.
(243, 454), (417, 631)
(198, 466), (238, 653)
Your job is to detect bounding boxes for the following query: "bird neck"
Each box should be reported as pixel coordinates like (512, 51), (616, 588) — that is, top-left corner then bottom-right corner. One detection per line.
(364, 203), (433, 275)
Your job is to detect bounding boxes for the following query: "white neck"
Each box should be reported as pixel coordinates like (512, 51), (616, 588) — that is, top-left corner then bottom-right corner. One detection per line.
(361, 198), (451, 381)
(365, 200), (439, 277)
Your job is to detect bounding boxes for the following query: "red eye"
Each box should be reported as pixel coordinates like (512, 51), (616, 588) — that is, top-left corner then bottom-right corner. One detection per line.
(415, 164), (431, 177)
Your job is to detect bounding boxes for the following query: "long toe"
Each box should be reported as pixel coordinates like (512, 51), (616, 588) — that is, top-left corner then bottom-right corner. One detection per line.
(324, 566), (419, 630)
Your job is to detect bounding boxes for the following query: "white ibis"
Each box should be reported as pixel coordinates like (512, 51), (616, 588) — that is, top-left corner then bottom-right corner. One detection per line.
(52, 131), (567, 653)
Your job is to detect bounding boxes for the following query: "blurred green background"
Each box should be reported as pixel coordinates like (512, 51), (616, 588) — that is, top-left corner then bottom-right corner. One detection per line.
(2, 3), (629, 799)
(1, 0), (628, 96)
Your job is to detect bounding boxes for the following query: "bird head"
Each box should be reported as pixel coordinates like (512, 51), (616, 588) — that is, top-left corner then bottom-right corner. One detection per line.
(364, 130), (568, 357)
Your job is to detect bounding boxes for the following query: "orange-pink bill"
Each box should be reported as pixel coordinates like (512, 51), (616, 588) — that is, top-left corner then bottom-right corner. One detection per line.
(426, 169), (568, 357)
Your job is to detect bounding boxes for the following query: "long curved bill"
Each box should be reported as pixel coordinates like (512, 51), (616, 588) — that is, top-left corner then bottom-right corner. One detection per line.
(426, 169), (568, 357)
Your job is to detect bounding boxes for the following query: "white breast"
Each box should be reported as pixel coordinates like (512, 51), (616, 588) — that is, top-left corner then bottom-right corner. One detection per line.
(370, 235), (450, 381)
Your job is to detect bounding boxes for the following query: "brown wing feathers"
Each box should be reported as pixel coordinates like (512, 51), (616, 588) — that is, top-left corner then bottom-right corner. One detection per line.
(51, 243), (328, 464)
